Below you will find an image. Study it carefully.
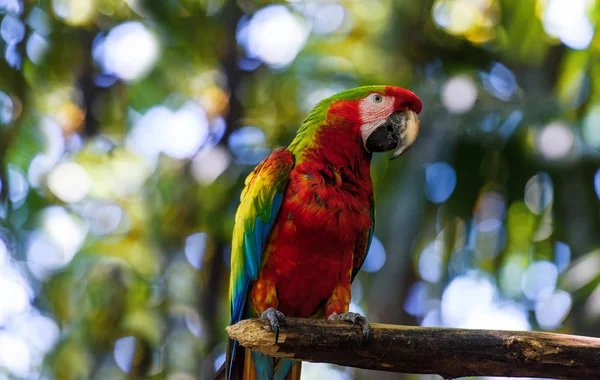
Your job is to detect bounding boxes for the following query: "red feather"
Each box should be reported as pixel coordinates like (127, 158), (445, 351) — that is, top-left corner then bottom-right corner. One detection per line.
(249, 99), (373, 318)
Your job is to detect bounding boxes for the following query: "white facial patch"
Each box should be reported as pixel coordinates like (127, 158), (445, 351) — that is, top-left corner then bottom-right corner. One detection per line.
(359, 93), (395, 150)
(358, 93), (395, 124)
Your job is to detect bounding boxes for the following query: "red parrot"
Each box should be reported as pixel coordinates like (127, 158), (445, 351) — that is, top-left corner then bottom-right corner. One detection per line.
(224, 85), (422, 380)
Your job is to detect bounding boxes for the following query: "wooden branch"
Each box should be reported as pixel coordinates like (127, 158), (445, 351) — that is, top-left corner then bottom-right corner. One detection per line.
(226, 318), (600, 379)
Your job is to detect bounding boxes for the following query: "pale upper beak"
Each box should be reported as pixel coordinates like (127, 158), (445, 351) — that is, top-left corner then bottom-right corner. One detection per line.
(363, 109), (420, 160)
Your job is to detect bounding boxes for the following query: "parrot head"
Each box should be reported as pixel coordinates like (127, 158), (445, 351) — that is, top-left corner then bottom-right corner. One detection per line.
(323, 85), (422, 159)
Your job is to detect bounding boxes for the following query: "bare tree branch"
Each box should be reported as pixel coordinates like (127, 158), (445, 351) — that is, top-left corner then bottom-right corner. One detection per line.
(227, 317), (600, 380)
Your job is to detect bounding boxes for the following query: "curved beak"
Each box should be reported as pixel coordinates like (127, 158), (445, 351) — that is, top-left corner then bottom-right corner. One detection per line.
(362, 109), (420, 160)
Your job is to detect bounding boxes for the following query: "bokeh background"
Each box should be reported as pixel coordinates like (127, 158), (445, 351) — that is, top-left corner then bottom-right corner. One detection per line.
(0, 0), (599, 379)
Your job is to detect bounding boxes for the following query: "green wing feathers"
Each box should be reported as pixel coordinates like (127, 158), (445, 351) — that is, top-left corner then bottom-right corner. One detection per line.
(229, 147), (295, 324)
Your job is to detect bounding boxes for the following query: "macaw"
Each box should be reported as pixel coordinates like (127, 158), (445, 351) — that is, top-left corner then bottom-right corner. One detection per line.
(225, 85), (422, 380)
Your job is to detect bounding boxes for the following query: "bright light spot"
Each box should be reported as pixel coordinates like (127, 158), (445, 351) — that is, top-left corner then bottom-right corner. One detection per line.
(476, 226), (505, 259)
(310, 3), (345, 35)
(542, 0), (595, 50)
(206, 117), (227, 148)
(362, 236), (386, 272)
(497, 110), (523, 140)
(483, 62), (517, 101)
(524, 172), (553, 215)
(0, 91), (13, 124)
(114, 336), (136, 374)
(40, 116), (65, 162)
(214, 352), (226, 372)
(533, 210), (553, 242)
(57, 101), (86, 135)
(8, 166), (28, 205)
(0, 266), (32, 325)
(535, 290), (572, 329)
(462, 302), (530, 331)
(192, 146), (231, 184)
(15, 314), (60, 353)
(351, 279), (363, 301)
(421, 308), (442, 327)
(301, 362), (352, 380)
(198, 84), (228, 121)
(564, 250), (600, 291)
(185, 309), (204, 337)
(348, 300), (366, 317)
(441, 75), (477, 114)
(479, 113), (498, 133)
(594, 168), (600, 200)
(28, 7), (51, 36)
(418, 239), (444, 283)
(26, 33), (49, 64)
(442, 271), (530, 330)
(53, 0), (95, 26)
(128, 102), (209, 161)
(521, 260), (558, 301)
(0, 14), (24, 67)
(42, 206), (88, 264)
(47, 162), (91, 203)
(238, 57), (262, 71)
(0, 0), (21, 14)
(5, 40), (19, 68)
(27, 232), (64, 279)
(425, 162), (457, 203)
(499, 255), (526, 298)
(228, 126), (268, 165)
(433, 0), (474, 34)
(110, 151), (154, 198)
(555, 241), (571, 273)
(185, 232), (207, 270)
(432, 0), (499, 43)
(163, 103), (209, 159)
(448, 248), (481, 278)
(84, 201), (123, 236)
(240, 5), (309, 68)
(88, 135), (116, 155)
(126, 105), (170, 162)
(99, 21), (160, 81)
(1, 13), (24, 44)
(301, 86), (344, 113)
(537, 121), (574, 159)
(28, 155), (54, 189)
(0, 332), (30, 376)
(0, 239), (6, 268)
(28, 117), (65, 188)
(404, 281), (430, 317)
(441, 272), (495, 327)
(95, 73), (118, 88)
(583, 105), (600, 148)
(475, 192), (506, 232)
(586, 283), (600, 317)
(124, 0), (148, 18)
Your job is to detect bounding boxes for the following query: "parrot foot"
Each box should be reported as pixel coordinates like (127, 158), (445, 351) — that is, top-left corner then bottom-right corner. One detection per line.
(260, 307), (286, 344)
(328, 312), (372, 344)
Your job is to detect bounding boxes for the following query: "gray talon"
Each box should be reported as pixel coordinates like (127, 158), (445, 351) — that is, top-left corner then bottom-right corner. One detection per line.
(329, 312), (372, 345)
(260, 307), (286, 344)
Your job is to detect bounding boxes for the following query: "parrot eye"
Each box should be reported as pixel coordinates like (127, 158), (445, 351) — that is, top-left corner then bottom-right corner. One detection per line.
(371, 94), (383, 103)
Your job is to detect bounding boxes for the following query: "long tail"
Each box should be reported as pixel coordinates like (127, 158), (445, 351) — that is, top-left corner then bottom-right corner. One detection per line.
(221, 338), (301, 380)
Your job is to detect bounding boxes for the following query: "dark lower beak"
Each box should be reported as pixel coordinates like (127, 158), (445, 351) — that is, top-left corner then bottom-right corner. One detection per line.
(364, 110), (420, 160)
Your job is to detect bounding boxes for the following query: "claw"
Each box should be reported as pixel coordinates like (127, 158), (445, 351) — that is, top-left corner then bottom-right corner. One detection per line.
(328, 312), (372, 345)
(260, 307), (286, 344)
